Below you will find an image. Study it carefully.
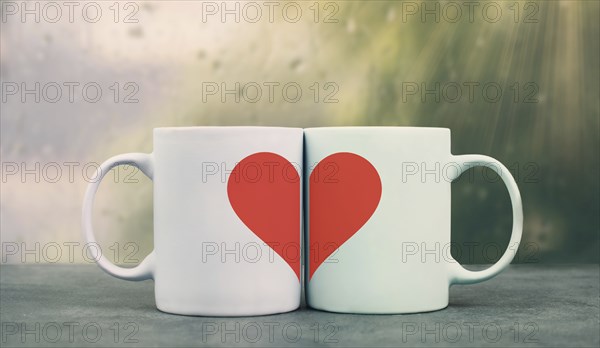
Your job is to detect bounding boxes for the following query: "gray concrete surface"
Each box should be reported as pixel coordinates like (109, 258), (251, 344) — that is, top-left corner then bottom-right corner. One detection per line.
(1, 264), (598, 347)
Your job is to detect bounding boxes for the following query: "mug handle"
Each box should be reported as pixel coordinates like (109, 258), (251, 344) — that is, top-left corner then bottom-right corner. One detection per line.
(82, 153), (155, 281)
(447, 154), (523, 285)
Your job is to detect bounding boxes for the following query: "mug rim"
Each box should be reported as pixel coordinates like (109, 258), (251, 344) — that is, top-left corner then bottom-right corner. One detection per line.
(303, 126), (450, 133)
(154, 126), (449, 130)
(304, 126), (449, 129)
(154, 126), (300, 132)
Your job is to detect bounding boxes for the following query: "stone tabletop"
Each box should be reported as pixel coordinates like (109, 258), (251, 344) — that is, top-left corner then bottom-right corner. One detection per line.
(1, 264), (598, 347)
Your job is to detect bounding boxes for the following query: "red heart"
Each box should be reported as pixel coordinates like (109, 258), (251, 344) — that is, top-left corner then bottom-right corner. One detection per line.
(227, 152), (300, 280)
(309, 152), (382, 279)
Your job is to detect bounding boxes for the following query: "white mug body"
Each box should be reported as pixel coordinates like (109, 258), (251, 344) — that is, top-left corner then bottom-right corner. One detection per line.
(84, 127), (303, 316)
(304, 127), (522, 314)
(153, 127), (302, 316)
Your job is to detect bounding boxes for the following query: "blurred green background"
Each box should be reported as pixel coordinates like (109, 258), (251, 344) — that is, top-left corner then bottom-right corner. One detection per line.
(1, 0), (598, 264)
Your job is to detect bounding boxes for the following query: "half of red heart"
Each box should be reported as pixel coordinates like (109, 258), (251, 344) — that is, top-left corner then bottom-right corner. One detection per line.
(227, 152), (300, 280)
(309, 152), (382, 279)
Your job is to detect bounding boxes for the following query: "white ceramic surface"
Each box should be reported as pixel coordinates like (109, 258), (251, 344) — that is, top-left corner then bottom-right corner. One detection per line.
(82, 127), (303, 316)
(304, 127), (523, 314)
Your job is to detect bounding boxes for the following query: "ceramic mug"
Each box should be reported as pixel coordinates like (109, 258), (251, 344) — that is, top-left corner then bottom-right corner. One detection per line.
(82, 127), (303, 316)
(304, 127), (523, 314)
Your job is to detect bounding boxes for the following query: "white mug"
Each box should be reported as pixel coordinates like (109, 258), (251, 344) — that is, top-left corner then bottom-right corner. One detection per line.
(83, 127), (303, 316)
(304, 127), (523, 314)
